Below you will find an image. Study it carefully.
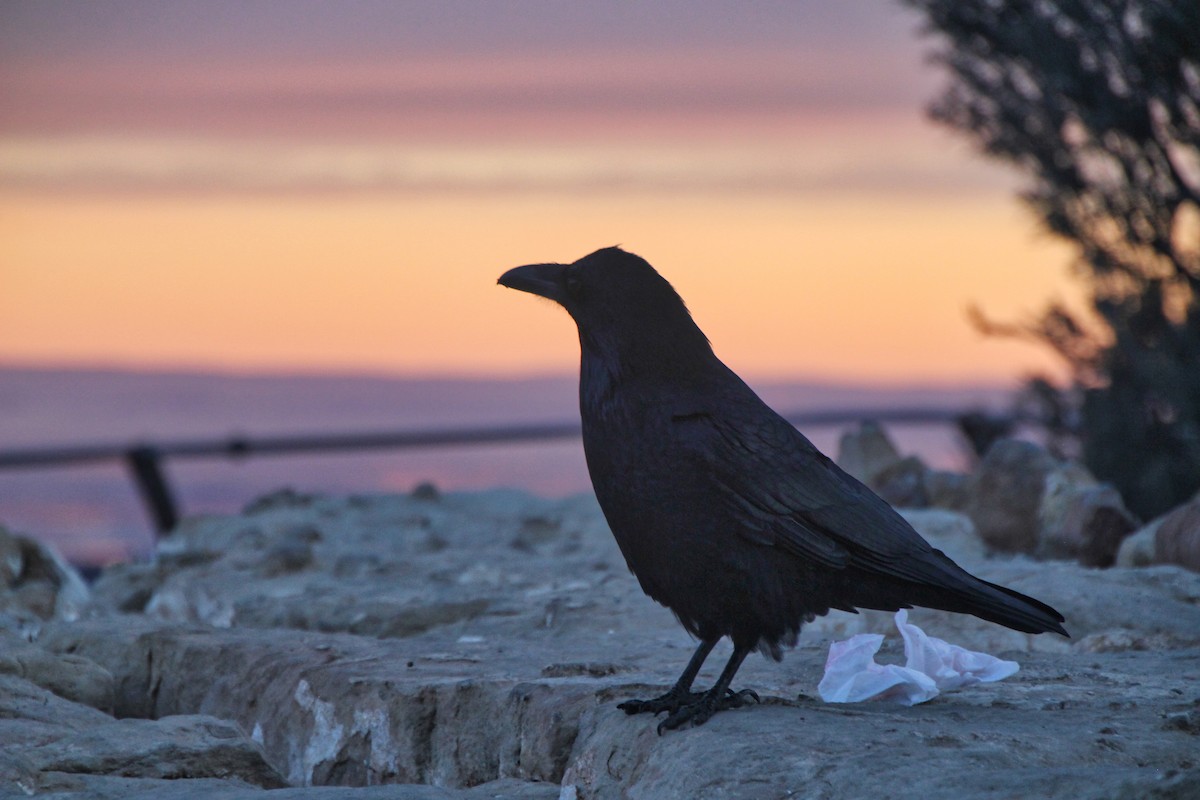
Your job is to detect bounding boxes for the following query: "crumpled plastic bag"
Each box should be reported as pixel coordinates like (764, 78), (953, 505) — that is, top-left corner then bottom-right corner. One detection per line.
(817, 609), (1019, 705)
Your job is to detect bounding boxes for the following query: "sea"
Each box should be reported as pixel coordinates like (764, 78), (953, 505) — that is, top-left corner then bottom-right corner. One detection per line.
(0, 366), (1013, 567)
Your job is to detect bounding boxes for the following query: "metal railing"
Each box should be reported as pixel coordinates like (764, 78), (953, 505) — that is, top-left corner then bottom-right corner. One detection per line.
(0, 407), (981, 537)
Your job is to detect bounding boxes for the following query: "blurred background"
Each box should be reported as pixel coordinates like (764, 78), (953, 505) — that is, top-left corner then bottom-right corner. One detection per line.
(1, 1), (1089, 565)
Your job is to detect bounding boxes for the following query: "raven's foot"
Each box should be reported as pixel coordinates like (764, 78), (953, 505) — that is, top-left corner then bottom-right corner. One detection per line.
(620, 685), (759, 732)
(656, 687), (759, 733)
(617, 686), (706, 716)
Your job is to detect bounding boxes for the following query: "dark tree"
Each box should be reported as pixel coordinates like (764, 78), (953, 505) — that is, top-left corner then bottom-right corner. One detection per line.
(905, 0), (1200, 519)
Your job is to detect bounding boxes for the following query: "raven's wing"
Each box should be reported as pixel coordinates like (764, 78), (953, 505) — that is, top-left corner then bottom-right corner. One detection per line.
(670, 392), (1068, 636)
(671, 397), (960, 583)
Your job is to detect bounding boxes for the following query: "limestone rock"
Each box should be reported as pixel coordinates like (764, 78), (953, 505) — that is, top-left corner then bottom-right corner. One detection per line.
(23, 714), (286, 787)
(13, 488), (1200, 798)
(31, 775), (560, 799)
(0, 631), (114, 711)
(38, 617), (631, 787)
(1155, 495), (1200, 572)
(964, 438), (1127, 562)
(1114, 496), (1200, 573)
(130, 491), (622, 640)
(1037, 483), (1138, 567)
(1116, 520), (1160, 568)
(836, 423), (936, 508)
(88, 561), (166, 613)
(872, 455), (930, 508)
(836, 421), (902, 485)
(0, 524), (89, 623)
(899, 508), (986, 567)
(926, 469), (970, 510)
(561, 666), (1200, 800)
(0, 751), (39, 798)
(29, 773), (264, 799)
(0, 667), (284, 793)
(37, 606), (1200, 798)
(0, 673), (113, 731)
(964, 439), (1058, 553)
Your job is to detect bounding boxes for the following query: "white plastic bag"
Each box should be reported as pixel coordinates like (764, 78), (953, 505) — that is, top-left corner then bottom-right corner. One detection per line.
(817, 610), (1019, 705)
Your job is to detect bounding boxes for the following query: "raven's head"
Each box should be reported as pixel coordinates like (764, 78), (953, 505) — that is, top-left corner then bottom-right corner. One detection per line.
(498, 247), (711, 368)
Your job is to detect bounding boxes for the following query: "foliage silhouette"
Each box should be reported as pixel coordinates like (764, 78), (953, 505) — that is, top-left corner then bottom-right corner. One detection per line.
(906, 0), (1200, 519)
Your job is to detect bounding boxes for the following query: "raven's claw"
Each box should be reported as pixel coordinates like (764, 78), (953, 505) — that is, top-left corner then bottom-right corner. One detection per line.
(655, 687), (759, 733)
(618, 687), (705, 716)
(619, 685), (759, 719)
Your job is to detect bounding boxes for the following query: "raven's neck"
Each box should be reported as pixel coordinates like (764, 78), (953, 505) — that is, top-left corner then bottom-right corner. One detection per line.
(577, 318), (718, 416)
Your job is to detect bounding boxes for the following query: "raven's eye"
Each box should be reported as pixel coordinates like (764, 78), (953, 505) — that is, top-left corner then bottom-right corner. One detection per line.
(564, 271), (583, 299)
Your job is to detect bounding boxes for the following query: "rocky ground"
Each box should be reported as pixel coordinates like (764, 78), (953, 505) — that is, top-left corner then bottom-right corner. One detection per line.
(2, 431), (1199, 799)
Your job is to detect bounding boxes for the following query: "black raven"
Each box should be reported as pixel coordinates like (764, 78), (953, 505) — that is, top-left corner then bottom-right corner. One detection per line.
(498, 246), (1067, 731)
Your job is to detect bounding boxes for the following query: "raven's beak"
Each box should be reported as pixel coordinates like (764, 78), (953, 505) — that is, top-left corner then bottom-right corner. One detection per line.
(497, 262), (567, 304)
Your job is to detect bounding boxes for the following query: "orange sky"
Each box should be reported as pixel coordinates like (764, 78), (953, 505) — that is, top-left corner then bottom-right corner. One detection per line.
(0, 178), (1079, 383)
(0, 2), (1086, 385)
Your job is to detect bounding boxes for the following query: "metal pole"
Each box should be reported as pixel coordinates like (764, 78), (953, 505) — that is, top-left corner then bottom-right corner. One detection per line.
(124, 446), (179, 536)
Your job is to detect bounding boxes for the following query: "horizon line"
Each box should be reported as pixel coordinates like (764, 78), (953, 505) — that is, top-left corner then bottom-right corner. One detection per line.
(0, 357), (1022, 391)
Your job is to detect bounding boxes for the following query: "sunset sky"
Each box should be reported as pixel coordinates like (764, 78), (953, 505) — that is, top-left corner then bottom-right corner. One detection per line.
(0, 0), (1084, 384)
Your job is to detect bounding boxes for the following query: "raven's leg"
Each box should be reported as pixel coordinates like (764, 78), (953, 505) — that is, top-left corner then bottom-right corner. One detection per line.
(657, 643), (759, 733)
(618, 638), (717, 716)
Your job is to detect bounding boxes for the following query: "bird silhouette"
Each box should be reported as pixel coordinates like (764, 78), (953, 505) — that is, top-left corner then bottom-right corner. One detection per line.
(499, 246), (1067, 731)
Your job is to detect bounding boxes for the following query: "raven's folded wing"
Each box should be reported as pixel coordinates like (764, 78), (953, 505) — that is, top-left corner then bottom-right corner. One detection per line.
(672, 402), (970, 588)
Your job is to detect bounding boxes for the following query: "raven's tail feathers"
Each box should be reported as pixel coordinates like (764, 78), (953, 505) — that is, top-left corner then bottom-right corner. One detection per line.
(855, 558), (1070, 636)
(962, 577), (1069, 636)
(899, 571), (1069, 637)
